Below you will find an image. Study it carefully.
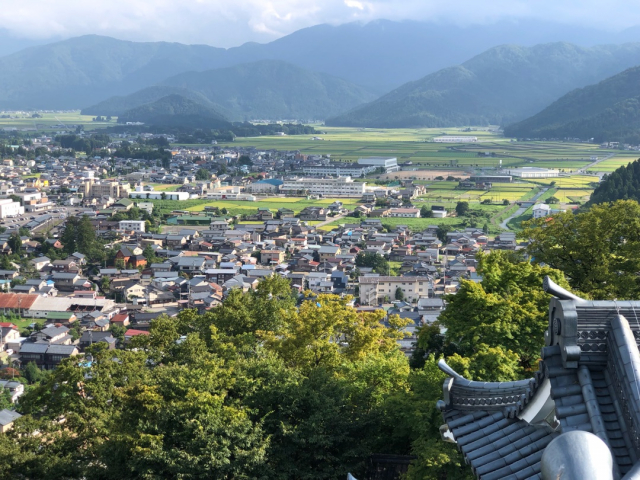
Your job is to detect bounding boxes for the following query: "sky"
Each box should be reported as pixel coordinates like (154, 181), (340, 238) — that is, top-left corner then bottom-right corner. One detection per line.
(1, 0), (639, 48)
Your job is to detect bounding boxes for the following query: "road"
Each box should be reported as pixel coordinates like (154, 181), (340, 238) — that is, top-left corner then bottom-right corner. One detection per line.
(315, 214), (345, 229)
(500, 188), (548, 230)
(577, 153), (616, 174)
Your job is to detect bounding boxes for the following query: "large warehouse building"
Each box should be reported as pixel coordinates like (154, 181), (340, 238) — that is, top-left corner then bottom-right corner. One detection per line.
(503, 167), (560, 178)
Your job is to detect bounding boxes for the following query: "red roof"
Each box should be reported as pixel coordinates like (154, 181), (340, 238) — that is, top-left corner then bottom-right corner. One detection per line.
(0, 293), (39, 310)
(111, 313), (129, 323)
(0, 322), (17, 329)
(124, 329), (150, 337)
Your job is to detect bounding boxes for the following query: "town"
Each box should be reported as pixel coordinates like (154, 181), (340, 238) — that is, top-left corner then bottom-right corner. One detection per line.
(0, 130), (556, 413)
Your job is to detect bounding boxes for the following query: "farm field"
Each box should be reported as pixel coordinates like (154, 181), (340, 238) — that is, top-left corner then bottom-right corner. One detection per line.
(0, 111), (115, 132)
(587, 153), (640, 172)
(217, 127), (625, 172)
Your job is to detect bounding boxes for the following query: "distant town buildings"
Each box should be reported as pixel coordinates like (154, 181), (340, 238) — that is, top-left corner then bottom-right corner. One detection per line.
(433, 136), (478, 143)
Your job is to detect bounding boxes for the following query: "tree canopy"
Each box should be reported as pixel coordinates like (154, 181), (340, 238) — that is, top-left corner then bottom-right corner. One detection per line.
(435, 250), (571, 373)
(523, 199), (640, 299)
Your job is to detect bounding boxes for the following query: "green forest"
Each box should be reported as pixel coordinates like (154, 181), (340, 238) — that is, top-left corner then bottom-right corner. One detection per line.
(505, 66), (640, 142)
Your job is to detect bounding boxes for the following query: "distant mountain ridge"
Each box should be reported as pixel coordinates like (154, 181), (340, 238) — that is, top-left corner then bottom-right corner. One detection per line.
(504, 66), (640, 142)
(2, 19), (640, 110)
(84, 60), (377, 121)
(326, 42), (640, 128)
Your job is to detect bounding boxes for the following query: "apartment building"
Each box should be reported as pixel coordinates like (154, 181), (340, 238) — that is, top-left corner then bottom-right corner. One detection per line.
(358, 276), (431, 305)
(119, 220), (146, 233)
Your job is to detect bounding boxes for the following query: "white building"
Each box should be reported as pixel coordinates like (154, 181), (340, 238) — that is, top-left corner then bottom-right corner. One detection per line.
(119, 220), (146, 232)
(129, 185), (189, 201)
(281, 177), (366, 197)
(532, 204), (551, 219)
(359, 276), (431, 305)
(357, 157), (399, 173)
(431, 206), (447, 218)
(433, 136), (478, 143)
(388, 208), (420, 218)
(302, 163), (374, 177)
(504, 167), (560, 178)
(0, 199), (24, 219)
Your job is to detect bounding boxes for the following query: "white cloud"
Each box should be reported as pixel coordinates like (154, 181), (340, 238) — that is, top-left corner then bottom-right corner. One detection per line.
(0, 0), (637, 47)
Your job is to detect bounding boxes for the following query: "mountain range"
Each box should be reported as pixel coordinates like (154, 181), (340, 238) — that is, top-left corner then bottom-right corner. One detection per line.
(326, 42), (640, 128)
(504, 66), (640, 142)
(1, 19), (640, 112)
(83, 60), (377, 122)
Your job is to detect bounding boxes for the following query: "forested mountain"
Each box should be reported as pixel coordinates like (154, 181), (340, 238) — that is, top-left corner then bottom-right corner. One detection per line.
(586, 159), (640, 206)
(326, 42), (640, 128)
(117, 94), (231, 129)
(0, 19), (638, 110)
(86, 60), (376, 121)
(504, 66), (640, 142)
(0, 35), (229, 110)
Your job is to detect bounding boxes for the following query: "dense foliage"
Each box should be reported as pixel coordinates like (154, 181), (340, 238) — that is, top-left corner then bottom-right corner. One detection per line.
(587, 159), (640, 205)
(505, 66), (640, 142)
(523, 199), (640, 299)
(327, 42), (640, 128)
(0, 276), (478, 479)
(433, 251), (570, 373)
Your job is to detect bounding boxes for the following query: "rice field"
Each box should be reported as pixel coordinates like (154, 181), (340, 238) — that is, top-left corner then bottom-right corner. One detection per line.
(587, 153), (640, 172)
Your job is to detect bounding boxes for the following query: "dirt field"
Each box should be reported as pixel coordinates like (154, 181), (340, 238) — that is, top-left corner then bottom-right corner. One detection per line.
(377, 170), (469, 180)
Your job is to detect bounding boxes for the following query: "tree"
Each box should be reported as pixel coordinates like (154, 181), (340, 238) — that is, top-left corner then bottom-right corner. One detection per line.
(438, 251), (571, 372)
(455, 201), (469, 216)
(420, 205), (431, 218)
(547, 195), (559, 204)
(436, 225), (452, 243)
(100, 276), (110, 293)
(502, 199), (510, 205)
(195, 168), (211, 180)
(7, 233), (21, 254)
(355, 251), (390, 275)
(523, 199), (640, 299)
(395, 286), (405, 301)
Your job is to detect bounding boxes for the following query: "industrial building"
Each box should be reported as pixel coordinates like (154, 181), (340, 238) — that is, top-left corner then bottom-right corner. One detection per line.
(504, 167), (560, 178)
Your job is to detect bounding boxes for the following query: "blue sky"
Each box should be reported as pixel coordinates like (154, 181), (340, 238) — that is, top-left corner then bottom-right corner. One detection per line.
(0, 0), (637, 48)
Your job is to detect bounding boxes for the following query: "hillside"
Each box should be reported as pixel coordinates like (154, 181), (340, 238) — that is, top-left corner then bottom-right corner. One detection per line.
(504, 66), (640, 142)
(587, 159), (640, 206)
(0, 35), (229, 109)
(0, 19), (636, 110)
(326, 42), (640, 128)
(117, 94), (231, 129)
(82, 86), (235, 119)
(85, 60), (377, 121)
